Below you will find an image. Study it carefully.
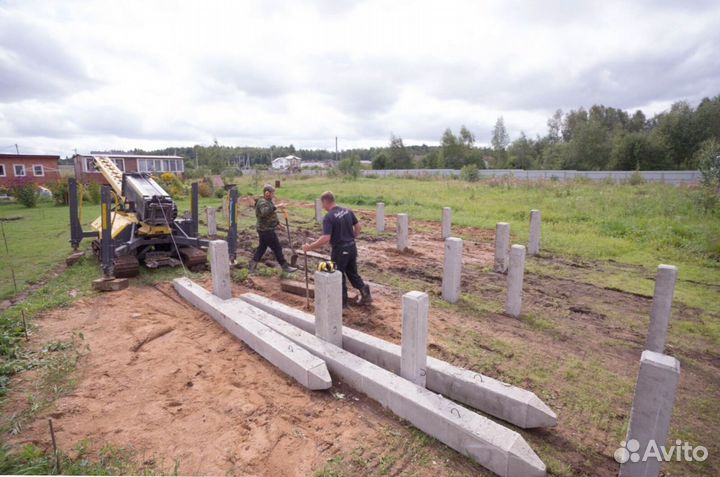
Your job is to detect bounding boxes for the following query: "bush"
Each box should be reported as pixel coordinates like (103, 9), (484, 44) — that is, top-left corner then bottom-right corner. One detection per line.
(156, 172), (186, 198)
(232, 268), (249, 283)
(372, 153), (388, 170)
(627, 170), (645, 185)
(48, 180), (69, 205)
(84, 183), (101, 204)
(198, 182), (212, 198)
(338, 157), (361, 180)
(11, 184), (38, 208)
(460, 164), (480, 182)
(221, 167), (240, 185)
(696, 138), (720, 193)
(214, 188), (225, 199)
(693, 188), (719, 214)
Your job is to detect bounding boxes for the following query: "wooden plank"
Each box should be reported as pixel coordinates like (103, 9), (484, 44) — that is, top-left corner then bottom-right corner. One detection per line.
(281, 280), (314, 298)
(303, 250), (331, 261)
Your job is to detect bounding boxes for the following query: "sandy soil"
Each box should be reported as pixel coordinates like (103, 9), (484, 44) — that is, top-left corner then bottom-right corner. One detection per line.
(2, 282), (394, 475)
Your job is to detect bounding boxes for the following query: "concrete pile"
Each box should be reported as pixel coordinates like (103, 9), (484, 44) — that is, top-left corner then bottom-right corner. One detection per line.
(170, 240), (554, 476)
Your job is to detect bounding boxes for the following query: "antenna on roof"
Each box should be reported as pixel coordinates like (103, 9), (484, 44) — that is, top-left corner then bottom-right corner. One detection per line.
(15, 144), (19, 154)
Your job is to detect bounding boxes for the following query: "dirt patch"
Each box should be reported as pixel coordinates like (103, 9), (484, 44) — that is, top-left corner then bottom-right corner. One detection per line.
(2, 280), (486, 476)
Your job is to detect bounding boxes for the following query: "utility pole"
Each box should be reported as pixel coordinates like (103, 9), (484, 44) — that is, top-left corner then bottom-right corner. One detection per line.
(335, 136), (338, 163)
(14, 144), (19, 154)
(195, 149), (198, 168)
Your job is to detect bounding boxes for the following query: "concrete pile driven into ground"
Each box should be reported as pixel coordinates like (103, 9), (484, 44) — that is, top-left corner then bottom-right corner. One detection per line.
(172, 278), (546, 477)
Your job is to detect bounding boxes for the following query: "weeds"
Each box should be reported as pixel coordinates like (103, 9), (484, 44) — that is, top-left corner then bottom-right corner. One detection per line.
(0, 439), (172, 475)
(4, 332), (89, 435)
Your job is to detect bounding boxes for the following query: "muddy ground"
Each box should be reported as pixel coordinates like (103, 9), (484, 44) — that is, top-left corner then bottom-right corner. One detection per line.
(2, 201), (718, 476)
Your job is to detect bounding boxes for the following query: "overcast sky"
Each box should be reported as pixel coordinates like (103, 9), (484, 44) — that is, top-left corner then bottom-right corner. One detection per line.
(1, 0), (719, 157)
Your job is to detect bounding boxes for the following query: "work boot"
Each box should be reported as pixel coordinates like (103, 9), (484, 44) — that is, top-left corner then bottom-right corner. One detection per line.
(248, 260), (258, 273)
(358, 284), (372, 305)
(281, 263), (298, 273)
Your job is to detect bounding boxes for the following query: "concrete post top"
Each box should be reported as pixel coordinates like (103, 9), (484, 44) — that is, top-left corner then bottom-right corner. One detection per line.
(641, 350), (681, 372)
(398, 213), (408, 218)
(209, 239), (228, 246)
(377, 202), (385, 206)
(404, 290), (428, 301)
(530, 209), (540, 214)
(445, 237), (463, 244)
(497, 222), (510, 226)
(443, 206), (451, 211)
(511, 244), (526, 252)
(658, 264), (678, 272)
(314, 270), (341, 280)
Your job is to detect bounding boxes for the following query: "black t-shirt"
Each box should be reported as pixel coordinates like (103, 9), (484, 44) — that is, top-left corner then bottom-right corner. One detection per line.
(322, 206), (358, 247)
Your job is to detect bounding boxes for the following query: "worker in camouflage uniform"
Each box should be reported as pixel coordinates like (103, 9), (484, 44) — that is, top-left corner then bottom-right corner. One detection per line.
(249, 184), (297, 273)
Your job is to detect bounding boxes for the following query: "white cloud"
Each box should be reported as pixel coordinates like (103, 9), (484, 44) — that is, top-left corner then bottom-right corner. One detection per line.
(0, 0), (718, 156)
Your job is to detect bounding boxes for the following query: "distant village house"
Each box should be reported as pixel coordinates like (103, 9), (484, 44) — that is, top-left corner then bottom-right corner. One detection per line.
(0, 153), (61, 188)
(271, 155), (302, 170)
(73, 153), (185, 184)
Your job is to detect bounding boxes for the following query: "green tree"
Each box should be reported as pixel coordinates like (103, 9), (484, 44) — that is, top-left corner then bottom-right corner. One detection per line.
(694, 96), (720, 142)
(610, 132), (667, 170)
(441, 129), (464, 169)
(199, 139), (225, 173)
(372, 153), (388, 170)
(464, 149), (487, 169)
(491, 117), (510, 151)
(629, 110), (647, 132)
(562, 119), (612, 170)
(507, 132), (534, 169)
(387, 135), (412, 169)
(420, 150), (443, 169)
(459, 125), (475, 146)
(561, 108), (588, 141)
(653, 101), (700, 168)
(547, 109), (563, 143)
(539, 142), (565, 170)
(695, 138), (720, 193)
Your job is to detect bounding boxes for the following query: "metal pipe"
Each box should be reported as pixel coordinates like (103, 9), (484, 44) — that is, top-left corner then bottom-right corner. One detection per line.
(100, 185), (114, 278)
(228, 187), (238, 262)
(190, 182), (199, 237)
(68, 178), (82, 250)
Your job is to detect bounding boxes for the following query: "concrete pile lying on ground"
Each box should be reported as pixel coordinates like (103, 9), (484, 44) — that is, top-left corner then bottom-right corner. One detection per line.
(173, 278), (547, 477)
(239, 292), (557, 429)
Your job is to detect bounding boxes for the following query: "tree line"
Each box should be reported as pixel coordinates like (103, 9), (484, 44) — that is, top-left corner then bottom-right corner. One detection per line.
(370, 95), (720, 171)
(100, 94), (719, 172)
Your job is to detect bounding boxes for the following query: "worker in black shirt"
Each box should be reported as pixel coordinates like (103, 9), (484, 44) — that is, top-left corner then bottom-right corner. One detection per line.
(302, 191), (372, 308)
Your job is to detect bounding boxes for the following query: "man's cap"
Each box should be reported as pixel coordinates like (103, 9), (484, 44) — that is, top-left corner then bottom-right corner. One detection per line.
(263, 184), (275, 193)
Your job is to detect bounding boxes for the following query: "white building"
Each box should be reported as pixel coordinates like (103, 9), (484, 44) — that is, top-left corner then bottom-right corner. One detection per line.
(271, 155), (302, 170)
